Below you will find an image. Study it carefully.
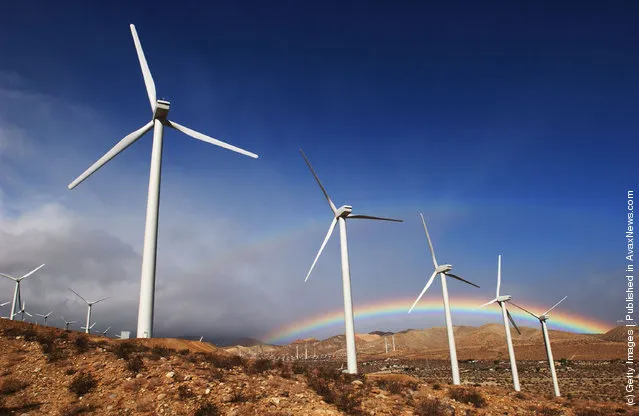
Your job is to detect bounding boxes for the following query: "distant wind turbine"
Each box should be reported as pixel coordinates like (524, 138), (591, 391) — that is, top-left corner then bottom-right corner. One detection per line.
(101, 326), (111, 336)
(36, 311), (53, 326)
(69, 288), (109, 334)
(0, 264), (45, 321)
(13, 302), (32, 322)
(300, 149), (402, 374)
(66, 24), (258, 340)
(510, 296), (568, 397)
(61, 316), (77, 331)
(476, 255), (522, 391)
(408, 213), (480, 385)
(81, 322), (97, 334)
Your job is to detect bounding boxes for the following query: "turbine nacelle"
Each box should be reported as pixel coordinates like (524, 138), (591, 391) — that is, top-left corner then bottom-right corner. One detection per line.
(497, 295), (512, 302)
(539, 314), (550, 321)
(153, 100), (170, 120)
(335, 205), (353, 218)
(436, 264), (453, 274)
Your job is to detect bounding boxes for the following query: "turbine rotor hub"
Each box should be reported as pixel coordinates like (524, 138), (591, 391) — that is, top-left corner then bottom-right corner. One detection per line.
(436, 264), (453, 273)
(335, 205), (353, 218)
(497, 295), (511, 302)
(540, 315), (549, 321)
(153, 100), (171, 120)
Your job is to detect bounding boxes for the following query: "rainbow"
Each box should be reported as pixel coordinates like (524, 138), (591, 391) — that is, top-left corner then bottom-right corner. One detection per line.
(264, 297), (613, 344)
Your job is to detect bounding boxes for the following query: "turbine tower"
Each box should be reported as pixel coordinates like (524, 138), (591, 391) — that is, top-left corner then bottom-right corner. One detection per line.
(392, 334), (396, 351)
(36, 311), (53, 326)
(510, 296), (567, 397)
(66, 24), (258, 339)
(384, 337), (388, 354)
(477, 255), (522, 391)
(61, 316), (77, 331)
(0, 264), (45, 321)
(69, 288), (109, 334)
(408, 213), (480, 385)
(300, 149), (403, 374)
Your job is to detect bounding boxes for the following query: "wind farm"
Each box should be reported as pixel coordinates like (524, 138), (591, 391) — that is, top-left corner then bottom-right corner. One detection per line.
(0, 3), (631, 416)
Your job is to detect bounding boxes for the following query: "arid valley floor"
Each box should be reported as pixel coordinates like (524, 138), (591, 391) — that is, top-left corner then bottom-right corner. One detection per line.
(0, 319), (634, 415)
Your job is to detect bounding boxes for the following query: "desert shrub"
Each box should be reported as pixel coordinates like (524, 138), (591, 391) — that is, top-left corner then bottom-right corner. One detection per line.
(68, 372), (97, 397)
(179, 349), (190, 355)
(126, 355), (144, 374)
(292, 362), (307, 374)
(333, 386), (363, 415)
(308, 375), (333, 402)
(279, 363), (293, 379)
(249, 358), (273, 374)
(514, 392), (528, 400)
(0, 378), (28, 395)
(229, 355), (245, 368)
(59, 403), (97, 415)
(38, 335), (65, 362)
(178, 384), (195, 400)
(65, 368), (77, 376)
(194, 402), (220, 416)
(415, 397), (446, 416)
(307, 372), (363, 415)
(210, 368), (224, 381)
(229, 391), (251, 403)
(151, 345), (173, 358)
(21, 328), (37, 341)
(448, 387), (487, 408)
(378, 380), (404, 394)
(432, 382), (442, 390)
(574, 409), (607, 416)
(73, 336), (89, 353)
(533, 406), (563, 416)
(113, 342), (136, 360)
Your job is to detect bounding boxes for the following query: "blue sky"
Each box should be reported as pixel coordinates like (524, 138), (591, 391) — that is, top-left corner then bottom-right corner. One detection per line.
(0, 1), (635, 342)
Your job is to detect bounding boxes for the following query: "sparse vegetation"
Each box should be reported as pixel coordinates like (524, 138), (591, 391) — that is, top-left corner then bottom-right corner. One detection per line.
(68, 372), (97, 397)
(126, 355), (144, 373)
(194, 402), (220, 416)
(533, 406), (564, 416)
(249, 358), (273, 374)
(414, 397), (446, 416)
(573, 408), (607, 416)
(178, 384), (194, 400)
(59, 403), (97, 416)
(0, 378), (28, 395)
(448, 386), (487, 408)
(73, 335), (89, 353)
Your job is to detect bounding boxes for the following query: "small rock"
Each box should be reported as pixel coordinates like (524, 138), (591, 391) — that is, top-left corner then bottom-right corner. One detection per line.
(184, 375), (192, 381)
(136, 373), (142, 378)
(157, 393), (167, 400)
(352, 380), (363, 386)
(165, 371), (175, 378)
(107, 405), (113, 410)
(109, 393), (117, 399)
(205, 388), (211, 395)
(33, 367), (41, 373)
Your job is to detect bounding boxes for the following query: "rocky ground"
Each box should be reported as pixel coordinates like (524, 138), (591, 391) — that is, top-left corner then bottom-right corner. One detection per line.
(0, 320), (635, 415)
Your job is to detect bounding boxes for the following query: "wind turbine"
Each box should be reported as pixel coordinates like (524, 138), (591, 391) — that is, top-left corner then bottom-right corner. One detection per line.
(476, 255), (522, 391)
(408, 213), (480, 385)
(81, 322), (97, 334)
(66, 24), (258, 340)
(101, 326), (111, 336)
(0, 264), (45, 321)
(36, 311), (53, 326)
(510, 296), (567, 397)
(300, 149), (402, 374)
(13, 302), (32, 322)
(61, 316), (77, 331)
(69, 288), (109, 334)
(384, 337), (389, 354)
(199, 336), (204, 342)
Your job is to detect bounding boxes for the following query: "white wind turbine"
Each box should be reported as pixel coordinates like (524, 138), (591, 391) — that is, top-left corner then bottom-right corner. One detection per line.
(61, 316), (78, 331)
(101, 326), (111, 336)
(66, 24), (258, 339)
(509, 296), (567, 397)
(36, 311), (53, 326)
(476, 255), (522, 391)
(0, 301), (10, 319)
(0, 264), (45, 321)
(13, 302), (32, 322)
(408, 213), (480, 385)
(81, 322), (97, 334)
(300, 149), (402, 374)
(69, 288), (109, 334)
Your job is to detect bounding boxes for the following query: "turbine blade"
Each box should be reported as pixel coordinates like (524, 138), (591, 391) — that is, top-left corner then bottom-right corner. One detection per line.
(299, 149), (337, 213)
(419, 213), (438, 268)
(0, 301), (9, 306)
(347, 214), (403, 222)
(496, 255), (502, 298)
(507, 309), (521, 335)
(445, 273), (480, 288)
(408, 271), (438, 313)
(129, 24), (157, 110)
(93, 297), (110, 305)
(20, 264), (45, 280)
(305, 218), (338, 282)
(475, 298), (498, 310)
(69, 288), (89, 304)
(25, 311), (33, 317)
(166, 120), (258, 159)
(0, 273), (17, 281)
(543, 296), (567, 316)
(60, 316), (65, 322)
(68, 121), (154, 189)
(509, 302), (539, 319)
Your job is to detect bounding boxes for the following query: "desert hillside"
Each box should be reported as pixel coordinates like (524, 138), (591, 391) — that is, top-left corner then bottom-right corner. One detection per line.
(0, 319), (632, 416)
